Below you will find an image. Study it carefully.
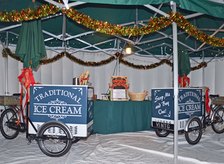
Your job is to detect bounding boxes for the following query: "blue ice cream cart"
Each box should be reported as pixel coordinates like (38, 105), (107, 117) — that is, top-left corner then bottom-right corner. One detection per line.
(29, 84), (94, 156)
(151, 88), (203, 142)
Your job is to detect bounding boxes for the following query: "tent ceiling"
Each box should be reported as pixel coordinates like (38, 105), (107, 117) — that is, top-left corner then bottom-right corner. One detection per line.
(0, 0), (224, 58)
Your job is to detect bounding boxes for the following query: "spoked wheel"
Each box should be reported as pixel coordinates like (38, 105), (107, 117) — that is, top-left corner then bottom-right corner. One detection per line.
(185, 117), (202, 145)
(37, 121), (72, 157)
(212, 107), (224, 133)
(155, 128), (170, 137)
(0, 108), (19, 139)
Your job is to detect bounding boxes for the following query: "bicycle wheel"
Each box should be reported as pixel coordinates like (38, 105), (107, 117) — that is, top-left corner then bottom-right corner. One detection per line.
(37, 121), (72, 157)
(212, 107), (224, 134)
(0, 108), (19, 139)
(185, 117), (202, 145)
(155, 128), (170, 137)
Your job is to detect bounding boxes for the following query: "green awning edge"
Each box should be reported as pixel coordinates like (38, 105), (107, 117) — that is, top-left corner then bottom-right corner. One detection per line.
(70, 0), (224, 18)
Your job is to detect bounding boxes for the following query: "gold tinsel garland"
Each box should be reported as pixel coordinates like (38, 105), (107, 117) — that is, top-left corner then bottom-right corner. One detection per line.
(0, 4), (219, 71)
(2, 48), (207, 71)
(0, 4), (59, 22)
(0, 4), (224, 47)
(64, 8), (171, 36)
(170, 12), (224, 47)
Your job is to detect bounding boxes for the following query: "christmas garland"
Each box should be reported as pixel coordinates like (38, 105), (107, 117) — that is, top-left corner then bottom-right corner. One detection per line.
(0, 4), (59, 22)
(0, 4), (214, 72)
(120, 57), (172, 70)
(2, 48), (207, 71)
(64, 8), (171, 36)
(0, 4), (224, 47)
(2, 48), (22, 62)
(64, 51), (116, 66)
(2, 48), (116, 66)
(191, 61), (207, 71)
(170, 12), (224, 47)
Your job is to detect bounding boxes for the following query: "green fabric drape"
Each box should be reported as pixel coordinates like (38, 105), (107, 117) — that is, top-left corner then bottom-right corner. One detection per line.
(93, 100), (151, 134)
(15, 1), (46, 69)
(72, 0), (171, 5)
(178, 0), (224, 19)
(15, 20), (47, 69)
(178, 51), (191, 76)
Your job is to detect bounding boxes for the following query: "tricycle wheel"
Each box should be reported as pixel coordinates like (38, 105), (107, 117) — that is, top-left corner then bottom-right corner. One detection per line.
(185, 117), (202, 145)
(211, 107), (224, 134)
(37, 121), (72, 157)
(0, 108), (19, 139)
(155, 128), (170, 137)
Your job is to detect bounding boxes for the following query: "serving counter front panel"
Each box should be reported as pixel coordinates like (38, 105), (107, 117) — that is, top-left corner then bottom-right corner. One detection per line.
(93, 100), (151, 134)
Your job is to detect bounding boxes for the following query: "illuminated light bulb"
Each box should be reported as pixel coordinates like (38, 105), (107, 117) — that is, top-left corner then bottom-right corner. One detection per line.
(125, 47), (132, 55)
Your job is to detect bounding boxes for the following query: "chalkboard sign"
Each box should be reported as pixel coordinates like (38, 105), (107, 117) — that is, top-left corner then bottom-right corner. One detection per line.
(29, 85), (93, 137)
(151, 88), (203, 131)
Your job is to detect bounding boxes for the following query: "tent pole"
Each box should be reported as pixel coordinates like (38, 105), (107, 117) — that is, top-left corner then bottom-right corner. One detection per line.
(62, 13), (67, 51)
(202, 51), (205, 86)
(171, 1), (178, 164)
(5, 32), (9, 95)
(117, 39), (120, 75)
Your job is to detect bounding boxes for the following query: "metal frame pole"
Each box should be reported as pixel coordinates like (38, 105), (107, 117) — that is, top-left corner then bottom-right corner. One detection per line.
(5, 32), (9, 95)
(171, 1), (178, 164)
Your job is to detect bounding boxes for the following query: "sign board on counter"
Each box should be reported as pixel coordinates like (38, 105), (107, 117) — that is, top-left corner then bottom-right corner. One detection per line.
(151, 88), (203, 131)
(110, 89), (128, 101)
(29, 84), (94, 137)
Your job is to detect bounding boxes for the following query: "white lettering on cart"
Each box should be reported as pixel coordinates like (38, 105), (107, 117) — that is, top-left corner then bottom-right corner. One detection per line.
(162, 101), (170, 106)
(33, 105), (82, 115)
(185, 104), (200, 111)
(178, 91), (200, 102)
(155, 96), (164, 103)
(34, 105), (47, 113)
(49, 106), (82, 115)
(34, 89), (81, 103)
(179, 103), (201, 113)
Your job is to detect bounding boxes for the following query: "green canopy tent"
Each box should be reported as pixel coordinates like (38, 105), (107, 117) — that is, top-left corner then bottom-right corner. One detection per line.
(1, 1), (224, 163)
(1, 0), (224, 58)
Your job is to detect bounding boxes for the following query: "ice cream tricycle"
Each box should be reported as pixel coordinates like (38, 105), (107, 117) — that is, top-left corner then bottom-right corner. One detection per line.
(0, 85), (94, 156)
(151, 88), (224, 145)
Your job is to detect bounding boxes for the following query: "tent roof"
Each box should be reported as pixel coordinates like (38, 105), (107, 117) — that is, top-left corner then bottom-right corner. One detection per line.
(1, 0), (224, 58)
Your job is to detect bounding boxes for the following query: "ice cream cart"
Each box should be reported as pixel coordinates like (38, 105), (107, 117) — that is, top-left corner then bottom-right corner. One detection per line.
(27, 84), (94, 156)
(151, 88), (203, 143)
